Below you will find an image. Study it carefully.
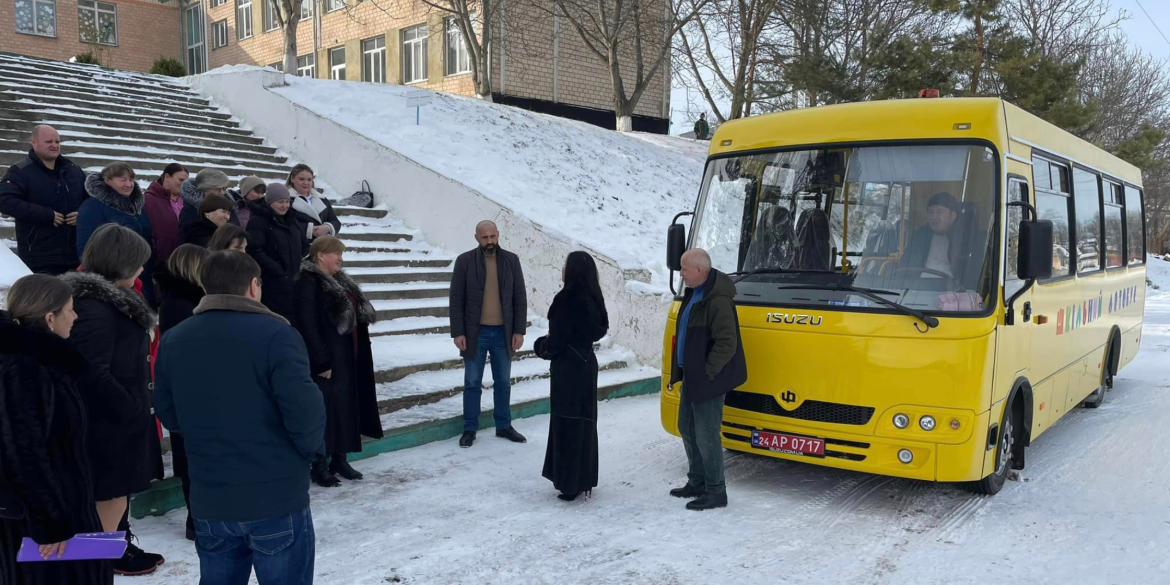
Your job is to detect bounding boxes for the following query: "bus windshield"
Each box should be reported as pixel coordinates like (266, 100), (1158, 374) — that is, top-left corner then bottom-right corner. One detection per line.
(690, 143), (998, 314)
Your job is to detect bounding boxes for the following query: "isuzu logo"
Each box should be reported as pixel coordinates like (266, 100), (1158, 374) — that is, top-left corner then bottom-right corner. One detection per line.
(765, 313), (823, 326)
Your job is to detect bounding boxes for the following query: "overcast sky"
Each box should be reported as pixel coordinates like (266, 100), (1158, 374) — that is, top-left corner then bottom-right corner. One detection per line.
(666, 1), (1170, 135)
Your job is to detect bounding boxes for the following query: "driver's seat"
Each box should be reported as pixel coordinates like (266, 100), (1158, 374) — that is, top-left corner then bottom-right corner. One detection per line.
(794, 208), (831, 270)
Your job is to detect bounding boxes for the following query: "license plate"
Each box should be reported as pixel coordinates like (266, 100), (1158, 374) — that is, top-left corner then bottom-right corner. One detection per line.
(751, 430), (825, 457)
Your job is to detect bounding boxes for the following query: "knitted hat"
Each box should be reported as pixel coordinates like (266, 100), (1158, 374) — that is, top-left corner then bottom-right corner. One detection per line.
(265, 183), (291, 205)
(194, 168), (231, 192)
(237, 175), (265, 196)
(928, 191), (960, 213)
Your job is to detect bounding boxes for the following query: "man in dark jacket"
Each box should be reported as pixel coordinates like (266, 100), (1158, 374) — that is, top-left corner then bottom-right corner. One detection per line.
(155, 250), (324, 585)
(693, 113), (710, 140)
(0, 125), (86, 274)
(668, 248), (747, 511)
(449, 220), (528, 448)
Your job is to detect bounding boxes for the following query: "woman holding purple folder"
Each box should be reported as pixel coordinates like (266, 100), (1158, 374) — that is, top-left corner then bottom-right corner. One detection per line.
(0, 274), (111, 584)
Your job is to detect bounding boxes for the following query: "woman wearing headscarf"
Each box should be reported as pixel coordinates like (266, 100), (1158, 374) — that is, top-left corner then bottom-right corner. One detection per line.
(534, 251), (609, 502)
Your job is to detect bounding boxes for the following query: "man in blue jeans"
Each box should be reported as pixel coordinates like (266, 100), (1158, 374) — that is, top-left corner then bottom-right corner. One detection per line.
(449, 220), (529, 448)
(155, 251), (326, 584)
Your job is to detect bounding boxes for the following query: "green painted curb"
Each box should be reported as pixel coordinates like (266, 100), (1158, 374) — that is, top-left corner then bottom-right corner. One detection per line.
(131, 376), (661, 519)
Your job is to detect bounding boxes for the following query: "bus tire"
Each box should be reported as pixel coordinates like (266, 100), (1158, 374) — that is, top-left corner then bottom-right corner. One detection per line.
(967, 402), (1019, 495)
(1085, 333), (1118, 409)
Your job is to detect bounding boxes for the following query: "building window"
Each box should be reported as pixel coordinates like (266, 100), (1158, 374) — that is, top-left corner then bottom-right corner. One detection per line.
(1125, 185), (1145, 265)
(15, 0), (56, 36)
(445, 17), (472, 76)
(296, 53), (316, 78)
(1033, 156), (1072, 279)
(301, 0), (312, 18)
(325, 0), (343, 12)
(210, 0), (226, 7)
(263, 0), (279, 31)
(236, 0), (253, 40)
(77, 0), (116, 45)
(402, 24), (428, 84)
(1072, 167), (1101, 274)
(211, 19), (228, 49)
(362, 36), (385, 83)
(185, 4), (206, 74)
(329, 47), (346, 80)
(268, 61), (283, 72)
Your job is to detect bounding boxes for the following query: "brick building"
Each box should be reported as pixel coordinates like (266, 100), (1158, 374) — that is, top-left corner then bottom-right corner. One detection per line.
(1, 0), (183, 72)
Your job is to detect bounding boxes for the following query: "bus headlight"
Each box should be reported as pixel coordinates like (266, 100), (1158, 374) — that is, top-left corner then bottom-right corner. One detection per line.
(919, 416), (936, 431)
(897, 449), (913, 464)
(893, 413), (910, 429)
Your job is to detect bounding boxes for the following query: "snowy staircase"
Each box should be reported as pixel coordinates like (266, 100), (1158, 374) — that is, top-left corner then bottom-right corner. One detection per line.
(0, 51), (325, 246)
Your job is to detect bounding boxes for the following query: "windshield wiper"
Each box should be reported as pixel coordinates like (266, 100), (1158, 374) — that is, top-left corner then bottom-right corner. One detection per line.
(728, 267), (829, 284)
(775, 284), (939, 330)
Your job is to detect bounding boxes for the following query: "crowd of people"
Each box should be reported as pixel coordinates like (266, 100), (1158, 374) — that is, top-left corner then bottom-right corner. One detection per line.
(0, 124), (748, 584)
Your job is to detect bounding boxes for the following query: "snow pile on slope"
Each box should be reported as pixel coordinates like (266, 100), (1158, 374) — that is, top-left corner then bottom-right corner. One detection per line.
(1146, 254), (1170, 292)
(271, 77), (708, 286)
(0, 245), (31, 306)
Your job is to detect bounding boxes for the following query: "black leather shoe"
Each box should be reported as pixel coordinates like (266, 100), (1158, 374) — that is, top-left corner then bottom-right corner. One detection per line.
(311, 458), (341, 487)
(496, 427), (527, 443)
(686, 492), (728, 511)
(113, 541), (163, 576)
(669, 484), (705, 499)
(459, 431), (476, 448)
(330, 456), (364, 481)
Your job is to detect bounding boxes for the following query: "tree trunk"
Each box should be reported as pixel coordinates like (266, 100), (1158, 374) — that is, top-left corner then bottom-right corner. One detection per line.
(971, 11), (984, 94)
(608, 48), (633, 132)
(472, 0), (493, 99)
(283, 23), (299, 74)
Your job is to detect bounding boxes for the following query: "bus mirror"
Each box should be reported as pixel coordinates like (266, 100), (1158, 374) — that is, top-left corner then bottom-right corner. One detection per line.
(1018, 219), (1054, 281)
(667, 224), (686, 271)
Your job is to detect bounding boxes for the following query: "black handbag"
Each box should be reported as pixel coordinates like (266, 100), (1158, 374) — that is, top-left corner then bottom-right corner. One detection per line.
(338, 181), (375, 209)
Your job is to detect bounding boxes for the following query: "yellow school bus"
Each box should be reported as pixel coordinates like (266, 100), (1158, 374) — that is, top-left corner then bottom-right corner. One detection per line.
(662, 97), (1146, 494)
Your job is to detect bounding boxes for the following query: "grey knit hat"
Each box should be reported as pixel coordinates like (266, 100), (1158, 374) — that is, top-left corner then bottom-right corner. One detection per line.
(237, 176), (265, 197)
(194, 168), (231, 192)
(265, 183), (291, 205)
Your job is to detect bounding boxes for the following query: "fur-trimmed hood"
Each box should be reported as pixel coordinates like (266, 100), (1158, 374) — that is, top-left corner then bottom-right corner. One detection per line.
(298, 260), (376, 334)
(0, 313), (88, 375)
(84, 173), (145, 216)
(59, 271), (157, 331)
(180, 177), (204, 209)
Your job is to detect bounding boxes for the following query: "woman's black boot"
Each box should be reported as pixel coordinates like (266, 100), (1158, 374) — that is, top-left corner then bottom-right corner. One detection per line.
(311, 455), (341, 487)
(329, 454), (364, 480)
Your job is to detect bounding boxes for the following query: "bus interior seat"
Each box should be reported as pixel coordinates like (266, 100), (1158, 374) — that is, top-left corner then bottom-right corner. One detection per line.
(744, 206), (796, 270)
(795, 208), (832, 270)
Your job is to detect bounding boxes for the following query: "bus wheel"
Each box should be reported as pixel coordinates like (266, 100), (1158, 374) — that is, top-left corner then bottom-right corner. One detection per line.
(967, 405), (1017, 495)
(1084, 385), (1106, 408)
(1085, 338), (1115, 409)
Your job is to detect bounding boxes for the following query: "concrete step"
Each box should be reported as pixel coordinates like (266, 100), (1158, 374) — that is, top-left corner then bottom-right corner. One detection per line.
(0, 71), (217, 122)
(0, 53), (211, 107)
(0, 130), (288, 166)
(0, 78), (232, 121)
(340, 231), (415, 242)
(0, 140), (294, 178)
(347, 268), (451, 284)
(372, 298), (448, 321)
(359, 283), (449, 302)
(0, 88), (238, 130)
(343, 256), (452, 268)
(0, 108), (265, 147)
(0, 120), (280, 157)
(0, 224), (12, 241)
(334, 206), (390, 219)
(0, 98), (254, 139)
(0, 152), (291, 187)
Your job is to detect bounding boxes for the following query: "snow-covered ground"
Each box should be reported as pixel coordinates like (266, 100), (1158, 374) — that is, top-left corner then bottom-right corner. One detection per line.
(121, 256), (1170, 585)
(269, 76), (708, 287)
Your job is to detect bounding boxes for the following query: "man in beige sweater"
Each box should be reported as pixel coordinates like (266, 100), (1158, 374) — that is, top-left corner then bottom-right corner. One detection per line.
(449, 220), (529, 448)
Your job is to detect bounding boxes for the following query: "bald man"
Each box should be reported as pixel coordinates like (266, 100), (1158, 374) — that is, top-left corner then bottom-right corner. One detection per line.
(668, 248), (747, 511)
(449, 220), (529, 448)
(0, 125), (87, 274)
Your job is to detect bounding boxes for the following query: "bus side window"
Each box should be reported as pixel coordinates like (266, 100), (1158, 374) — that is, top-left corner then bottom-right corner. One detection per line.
(1006, 178), (1029, 298)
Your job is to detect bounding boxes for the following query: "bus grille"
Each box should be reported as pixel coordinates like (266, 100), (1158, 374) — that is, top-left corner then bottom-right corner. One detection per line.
(725, 391), (875, 426)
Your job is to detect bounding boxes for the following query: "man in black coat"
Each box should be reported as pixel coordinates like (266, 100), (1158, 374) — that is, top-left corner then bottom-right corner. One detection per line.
(0, 125), (86, 275)
(155, 251), (324, 585)
(449, 220), (528, 448)
(668, 248), (747, 511)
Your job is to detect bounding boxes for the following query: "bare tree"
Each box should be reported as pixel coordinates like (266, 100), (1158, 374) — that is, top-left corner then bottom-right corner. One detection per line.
(549, 0), (711, 131)
(412, 0), (500, 99)
(1001, 0), (1124, 64)
(267, 0), (305, 74)
(674, 0), (780, 122)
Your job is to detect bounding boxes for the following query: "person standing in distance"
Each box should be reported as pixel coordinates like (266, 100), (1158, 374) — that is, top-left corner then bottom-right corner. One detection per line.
(449, 220), (528, 448)
(668, 248), (747, 511)
(0, 125), (86, 275)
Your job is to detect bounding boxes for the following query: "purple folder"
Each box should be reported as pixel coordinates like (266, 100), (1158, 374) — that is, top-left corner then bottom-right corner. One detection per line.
(17, 531), (127, 562)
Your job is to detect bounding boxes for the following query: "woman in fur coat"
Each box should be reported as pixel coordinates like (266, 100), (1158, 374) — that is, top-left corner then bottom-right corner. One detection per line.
(534, 251), (609, 502)
(0, 275), (112, 585)
(294, 236), (384, 488)
(62, 224), (164, 576)
(75, 163), (156, 305)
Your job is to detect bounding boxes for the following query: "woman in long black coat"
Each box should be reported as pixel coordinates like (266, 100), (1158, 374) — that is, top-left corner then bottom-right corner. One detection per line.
(247, 185), (307, 326)
(152, 244), (208, 542)
(534, 251), (609, 501)
(62, 223), (164, 575)
(294, 236), (384, 488)
(0, 275), (112, 585)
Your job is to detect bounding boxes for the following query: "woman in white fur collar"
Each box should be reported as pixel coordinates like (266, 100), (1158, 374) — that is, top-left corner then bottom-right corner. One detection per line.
(286, 164), (341, 241)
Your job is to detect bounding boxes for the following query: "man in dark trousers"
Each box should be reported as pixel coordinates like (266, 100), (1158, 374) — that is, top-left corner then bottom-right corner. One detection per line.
(669, 248), (747, 511)
(694, 113), (711, 140)
(449, 220), (529, 448)
(154, 251), (325, 585)
(0, 125), (86, 274)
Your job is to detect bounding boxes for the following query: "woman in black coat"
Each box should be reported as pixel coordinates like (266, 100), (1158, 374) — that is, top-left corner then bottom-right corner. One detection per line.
(0, 275), (112, 585)
(180, 194), (233, 249)
(152, 244), (208, 541)
(294, 236), (384, 487)
(62, 223), (164, 575)
(246, 185), (307, 326)
(534, 251), (609, 502)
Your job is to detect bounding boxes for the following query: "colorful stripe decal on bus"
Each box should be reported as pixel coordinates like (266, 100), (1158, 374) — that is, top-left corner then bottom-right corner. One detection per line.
(1057, 286), (1138, 336)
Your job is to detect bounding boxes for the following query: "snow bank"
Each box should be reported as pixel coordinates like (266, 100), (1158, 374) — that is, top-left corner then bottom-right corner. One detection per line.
(1145, 254), (1170, 292)
(269, 76), (707, 285)
(0, 245), (31, 307)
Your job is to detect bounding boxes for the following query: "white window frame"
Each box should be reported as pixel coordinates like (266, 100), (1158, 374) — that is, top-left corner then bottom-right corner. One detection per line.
(236, 0), (253, 40)
(444, 16), (472, 76)
(325, 0), (344, 12)
(77, 0), (117, 45)
(300, 0), (312, 18)
(211, 19), (228, 49)
(361, 35), (385, 83)
(185, 4), (206, 74)
(210, 0), (227, 7)
(296, 53), (316, 78)
(402, 24), (428, 84)
(262, 0), (278, 31)
(329, 47), (346, 80)
(15, 0), (57, 37)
